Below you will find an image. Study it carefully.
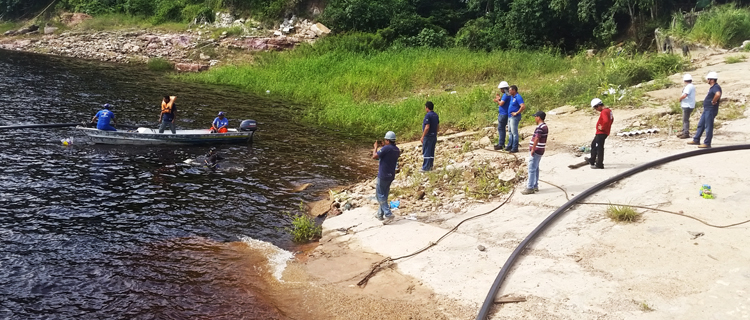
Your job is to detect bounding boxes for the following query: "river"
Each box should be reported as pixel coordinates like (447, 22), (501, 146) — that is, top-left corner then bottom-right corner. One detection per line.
(0, 50), (371, 319)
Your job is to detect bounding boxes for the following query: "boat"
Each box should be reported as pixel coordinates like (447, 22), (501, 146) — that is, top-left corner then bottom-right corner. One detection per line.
(77, 120), (257, 145)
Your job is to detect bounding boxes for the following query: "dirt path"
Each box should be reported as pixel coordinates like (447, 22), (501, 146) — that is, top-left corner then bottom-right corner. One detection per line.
(294, 51), (750, 319)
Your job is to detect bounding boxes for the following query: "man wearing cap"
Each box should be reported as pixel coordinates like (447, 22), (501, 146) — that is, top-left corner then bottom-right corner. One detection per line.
(507, 85), (526, 153)
(677, 74), (696, 139)
(493, 81), (511, 150)
(688, 72), (722, 148)
(521, 111), (548, 195)
(586, 98), (613, 169)
(159, 95), (177, 134)
(421, 101), (439, 171)
(211, 112), (229, 133)
(91, 104), (117, 131)
(372, 131), (401, 225)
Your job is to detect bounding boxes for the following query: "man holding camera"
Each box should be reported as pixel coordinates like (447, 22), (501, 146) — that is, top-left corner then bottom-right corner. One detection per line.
(372, 131), (400, 225)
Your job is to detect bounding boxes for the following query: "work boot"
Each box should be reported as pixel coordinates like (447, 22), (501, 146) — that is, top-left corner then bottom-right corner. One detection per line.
(591, 165), (603, 169)
(584, 157), (592, 165)
(687, 140), (699, 145)
(493, 144), (503, 150)
(533, 186), (539, 192)
(520, 188), (535, 195)
(382, 215), (394, 225)
(698, 144), (711, 148)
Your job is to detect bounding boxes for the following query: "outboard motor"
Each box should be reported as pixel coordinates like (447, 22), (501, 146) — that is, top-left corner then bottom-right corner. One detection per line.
(239, 119), (257, 132)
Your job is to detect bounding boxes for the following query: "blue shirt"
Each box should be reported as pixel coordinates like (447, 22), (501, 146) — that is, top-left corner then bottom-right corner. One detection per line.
(422, 111), (439, 137)
(498, 93), (511, 115)
(377, 144), (400, 181)
(95, 109), (114, 128)
(213, 117), (228, 128)
(703, 83), (722, 109)
(508, 94), (524, 114)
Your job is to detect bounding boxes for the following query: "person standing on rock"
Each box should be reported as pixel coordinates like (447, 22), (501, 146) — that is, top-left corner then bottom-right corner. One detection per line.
(586, 98), (613, 169)
(521, 111), (548, 195)
(372, 131), (400, 225)
(688, 72), (721, 148)
(507, 85), (526, 153)
(493, 81), (511, 150)
(677, 74), (696, 139)
(421, 101), (439, 171)
(159, 95), (177, 134)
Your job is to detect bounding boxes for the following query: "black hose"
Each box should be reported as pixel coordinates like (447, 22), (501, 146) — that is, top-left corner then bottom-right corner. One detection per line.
(476, 144), (750, 320)
(0, 122), (84, 130)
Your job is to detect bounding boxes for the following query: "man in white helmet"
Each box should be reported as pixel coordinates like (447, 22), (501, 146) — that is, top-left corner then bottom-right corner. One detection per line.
(677, 74), (696, 139)
(688, 71), (722, 148)
(372, 131), (401, 225)
(492, 81), (511, 150)
(586, 98), (613, 169)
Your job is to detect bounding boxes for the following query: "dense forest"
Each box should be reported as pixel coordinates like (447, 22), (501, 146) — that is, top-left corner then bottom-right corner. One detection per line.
(3, 0), (750, 50)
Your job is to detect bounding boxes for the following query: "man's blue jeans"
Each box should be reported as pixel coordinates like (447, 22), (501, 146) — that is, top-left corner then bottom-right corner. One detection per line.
(693, 107), (718, 145)
(507, 114), (521, 151)
(422, 135), (437, 171)
(527, 153), (542, 190)
(497, 114), (508, 147)
(375, 177), (394, 219)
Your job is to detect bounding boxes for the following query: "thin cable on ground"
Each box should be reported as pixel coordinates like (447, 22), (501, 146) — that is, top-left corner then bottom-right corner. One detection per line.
(357, 187), (516, 287)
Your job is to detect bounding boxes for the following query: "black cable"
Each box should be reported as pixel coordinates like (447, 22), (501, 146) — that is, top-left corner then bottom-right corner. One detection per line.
(476, 144), (750, 320)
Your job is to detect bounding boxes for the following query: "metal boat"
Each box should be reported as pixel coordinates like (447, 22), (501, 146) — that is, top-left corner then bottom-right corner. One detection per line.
(77, 120), (257, 145)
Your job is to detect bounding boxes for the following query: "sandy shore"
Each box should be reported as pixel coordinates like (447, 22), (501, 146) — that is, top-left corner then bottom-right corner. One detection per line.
(293, 52), (750, 319)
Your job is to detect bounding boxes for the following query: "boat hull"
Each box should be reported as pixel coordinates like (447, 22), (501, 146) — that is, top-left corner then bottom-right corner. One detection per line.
(77, 127), (255, 145)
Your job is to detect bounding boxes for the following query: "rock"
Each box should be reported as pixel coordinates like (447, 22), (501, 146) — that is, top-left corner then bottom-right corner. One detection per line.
(586, 49), (596, 57)
(4, 30), (16, 36)
(479, 136), (492, 146)
(309, 198), (334, 217)
(498, 169), (516, 182)
(462, 170), (473, 180)
(16, 25), (39, 35)
(547, 105), (577, 115)
(174, 63), (208, 72)
(44, 27), (58, 35)
(743, 40), (750, 49)
(200, 53), (210, 60)
(416, 190), (425, 200)
(477, 245), (486, 251)
(310, 23), (331, 36)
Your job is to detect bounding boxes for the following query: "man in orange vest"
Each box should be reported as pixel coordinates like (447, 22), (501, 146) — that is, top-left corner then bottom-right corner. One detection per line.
(159, 95), (177, 134)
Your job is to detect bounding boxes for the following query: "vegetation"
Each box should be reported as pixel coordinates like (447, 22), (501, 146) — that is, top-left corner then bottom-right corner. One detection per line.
(147, 57), (174, 71)
(183, 34), (685, 138)
(725, 54), (747, 64)
(687, 4), (750, 48)
(606, 204), (641, 222)
(284, 210), (322, 243)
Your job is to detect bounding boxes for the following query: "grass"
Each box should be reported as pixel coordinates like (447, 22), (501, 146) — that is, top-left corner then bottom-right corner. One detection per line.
(181, 35), (686, 139)
(0, 21), (22, 34)
(74, 14), (188, 32)
(284, 208), (322, 243)
(725, 54), (746, 64)
(147, 58), (174, 71)
(606, 204), (641, 222)
(212, 26), (244, 39)
(687, 4), (750, 48)
(639, 301), (655, 312)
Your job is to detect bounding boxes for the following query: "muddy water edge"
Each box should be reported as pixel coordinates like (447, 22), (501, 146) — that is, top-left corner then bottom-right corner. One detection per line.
(0, 49), (384, 319)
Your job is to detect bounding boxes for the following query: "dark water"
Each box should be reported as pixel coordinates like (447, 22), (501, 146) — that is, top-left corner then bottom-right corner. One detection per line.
(0, 50), (370, 319)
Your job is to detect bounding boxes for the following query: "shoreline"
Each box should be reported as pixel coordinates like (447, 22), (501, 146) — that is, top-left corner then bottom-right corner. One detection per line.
(294, 52), (750, 319)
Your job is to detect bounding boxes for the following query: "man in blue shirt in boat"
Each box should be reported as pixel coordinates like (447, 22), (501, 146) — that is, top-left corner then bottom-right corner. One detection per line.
(91, 103), (116, 131)
(211, 112), (229, 133)
(159, 95), (177, 134)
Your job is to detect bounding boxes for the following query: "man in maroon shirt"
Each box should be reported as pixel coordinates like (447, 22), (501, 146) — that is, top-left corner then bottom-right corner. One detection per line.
(521, 111), (548, 195)
(586, 98), (614, 169)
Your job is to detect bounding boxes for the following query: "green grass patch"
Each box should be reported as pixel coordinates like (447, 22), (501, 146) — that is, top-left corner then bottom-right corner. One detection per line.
(639, 301), (655, 312)
(147, 58), (174, 71)
(212, 26), (244, 39)
(284, 211), (322, 243)
(0, 21), (22, 34)
(725, 54), (747, 64)
(607, 204), (641, 222)
(180, 34), (686, 139)
(688, 4), (750, 48)
(73, 13), (188, 32)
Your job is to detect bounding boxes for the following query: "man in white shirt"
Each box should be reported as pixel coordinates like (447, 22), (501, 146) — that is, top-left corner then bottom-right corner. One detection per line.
(678, 74), (696, 139)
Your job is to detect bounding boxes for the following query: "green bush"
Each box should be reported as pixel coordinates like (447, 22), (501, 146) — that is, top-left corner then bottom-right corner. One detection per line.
(147, 57), (173, 71)
(284, 212), (322, 243)
(607, 204), (641, 222)
(689, 4), (750, 48)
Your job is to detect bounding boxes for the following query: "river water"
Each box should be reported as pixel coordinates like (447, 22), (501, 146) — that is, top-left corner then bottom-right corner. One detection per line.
(0, 50), (371, 319)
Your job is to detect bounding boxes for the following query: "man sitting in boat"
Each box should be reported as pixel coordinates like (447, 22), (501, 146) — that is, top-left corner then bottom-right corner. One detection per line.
(205, 147), (224, 168)
(91, 103), (116, 131)
(159, 95), (177, 134)
(210, 112), (229, 133)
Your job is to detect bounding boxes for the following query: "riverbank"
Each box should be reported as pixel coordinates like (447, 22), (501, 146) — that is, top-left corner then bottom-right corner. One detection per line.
(292, 52), (750, 319)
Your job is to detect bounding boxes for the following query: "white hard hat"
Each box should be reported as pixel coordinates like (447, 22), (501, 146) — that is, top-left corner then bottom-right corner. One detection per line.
(683, 74), (692, 81)
(706, 71), (718, 80)
(384, 131), (396, 141)
(497, 81), (509, 89)
(590, 98), (603, 108)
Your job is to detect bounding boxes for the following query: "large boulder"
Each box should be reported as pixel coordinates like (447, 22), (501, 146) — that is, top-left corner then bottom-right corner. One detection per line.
(174, 63), (208, 72)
